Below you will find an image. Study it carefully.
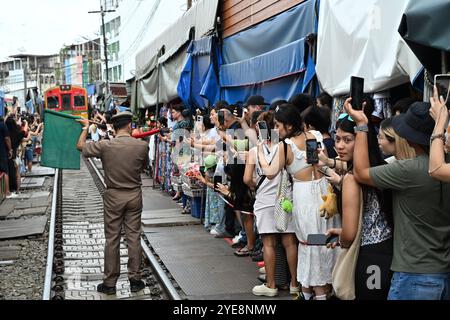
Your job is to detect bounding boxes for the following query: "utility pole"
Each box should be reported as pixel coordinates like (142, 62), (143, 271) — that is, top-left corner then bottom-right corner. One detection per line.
(89, 4), (115, 95)
(23, 58), (27, 110)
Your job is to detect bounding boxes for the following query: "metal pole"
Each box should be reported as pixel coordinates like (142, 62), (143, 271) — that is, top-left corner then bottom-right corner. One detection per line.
(101, 6), (110, 95)
(43, 169), (59, 300)
(152, 58), (161, 189)
(23, 58), (27, 109)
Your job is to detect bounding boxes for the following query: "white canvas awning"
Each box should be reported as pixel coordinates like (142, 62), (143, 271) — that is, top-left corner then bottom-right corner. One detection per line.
(316, 0), (422, 96)
(135, 0), (219, 81)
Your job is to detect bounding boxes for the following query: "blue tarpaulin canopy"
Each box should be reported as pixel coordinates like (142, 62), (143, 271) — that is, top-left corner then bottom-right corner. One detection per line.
(219, 0), (317, 104)
(177, 36), (221, 110)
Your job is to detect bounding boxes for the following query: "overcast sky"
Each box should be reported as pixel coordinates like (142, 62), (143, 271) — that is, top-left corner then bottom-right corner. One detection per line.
(0, 0), (106, 60)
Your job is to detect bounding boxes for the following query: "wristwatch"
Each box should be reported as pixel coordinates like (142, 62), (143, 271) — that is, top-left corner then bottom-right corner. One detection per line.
(430, 133), (446, 144)
(354, 125), (369, 133)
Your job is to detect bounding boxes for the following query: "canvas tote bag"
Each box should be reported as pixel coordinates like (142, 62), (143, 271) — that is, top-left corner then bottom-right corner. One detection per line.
(331, 188), (363, 300)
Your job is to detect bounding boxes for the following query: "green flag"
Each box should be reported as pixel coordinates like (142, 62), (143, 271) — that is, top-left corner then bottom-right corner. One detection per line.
(41, 109), (82, 170)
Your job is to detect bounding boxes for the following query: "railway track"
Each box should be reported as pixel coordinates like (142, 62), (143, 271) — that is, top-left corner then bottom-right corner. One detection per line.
(43, 157), (184, 300)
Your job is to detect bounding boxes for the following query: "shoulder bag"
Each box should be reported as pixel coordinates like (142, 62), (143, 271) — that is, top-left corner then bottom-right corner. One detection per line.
(331, 188), (363, 300)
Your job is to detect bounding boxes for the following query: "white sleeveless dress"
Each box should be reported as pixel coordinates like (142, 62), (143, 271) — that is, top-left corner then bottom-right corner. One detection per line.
(285, 134), (340, 287)
(252, 146), (296, 234)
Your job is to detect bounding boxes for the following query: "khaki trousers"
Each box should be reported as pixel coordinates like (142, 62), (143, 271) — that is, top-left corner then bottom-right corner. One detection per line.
(102, 188), (142, 286)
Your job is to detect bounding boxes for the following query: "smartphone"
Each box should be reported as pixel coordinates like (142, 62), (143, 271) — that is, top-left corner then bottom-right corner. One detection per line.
(179, 135), (184, 143)
(218, 110), (225, 126)
(199, 166), (205, 177)
(131, 123), (137, 129)
(257, 121), (269, 142)
(306, 139), (319, 164)
(350, 76), (364, 110)
(235, 106), (243, 118)
(434, 74), (450, 109)
(307, 234), (339, 246)
(197, 115), (203, 123)
(213, 175), (222, 191)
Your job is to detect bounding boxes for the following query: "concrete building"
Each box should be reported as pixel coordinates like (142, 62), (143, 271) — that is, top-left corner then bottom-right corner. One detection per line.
(0, 54), (59, 110)
(58, 39), (102, 87)
(100, 0), (187, 83)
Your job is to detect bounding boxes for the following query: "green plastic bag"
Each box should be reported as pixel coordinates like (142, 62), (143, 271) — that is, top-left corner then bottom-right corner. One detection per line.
(41, 109), (82, 170)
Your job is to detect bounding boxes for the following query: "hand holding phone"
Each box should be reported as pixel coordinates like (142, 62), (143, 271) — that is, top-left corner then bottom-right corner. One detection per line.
(218, 111), (225, 126)
(434, 74), (450, 109)
(306, 139), (319, 164)
(306, 234), (339, 246)
(213, 175), (222, 191)
(257, 121), (269, 143)
(350, 76), (364, 110)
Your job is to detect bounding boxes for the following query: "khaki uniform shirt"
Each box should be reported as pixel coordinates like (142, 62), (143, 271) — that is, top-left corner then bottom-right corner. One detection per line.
(82, 134), (149, 189)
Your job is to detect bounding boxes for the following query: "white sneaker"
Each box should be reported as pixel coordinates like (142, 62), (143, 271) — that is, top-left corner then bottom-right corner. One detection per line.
(210, 228), (219, 236)
(252, 284), (278, 297)
(6, 192), (18, 199)
(259, 267), (266, 274)
(232, 234), (242, 244)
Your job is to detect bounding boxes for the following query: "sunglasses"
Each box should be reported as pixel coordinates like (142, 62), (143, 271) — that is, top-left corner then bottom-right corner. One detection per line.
(337, 113), (354, 122)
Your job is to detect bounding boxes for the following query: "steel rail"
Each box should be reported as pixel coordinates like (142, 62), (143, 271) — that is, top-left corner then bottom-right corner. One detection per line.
(86, 158), (181, 300)
(42, 168), (59, 300)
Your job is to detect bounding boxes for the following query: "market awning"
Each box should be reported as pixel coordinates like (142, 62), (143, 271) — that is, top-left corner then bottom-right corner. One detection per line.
(134, 0), (219, 109)
(177, 36), (221, 110)
(135, 0), (219, 80)
(219, 0), (316, 104)
(398, 0), (450, 75)
(316, 0), (423, 96)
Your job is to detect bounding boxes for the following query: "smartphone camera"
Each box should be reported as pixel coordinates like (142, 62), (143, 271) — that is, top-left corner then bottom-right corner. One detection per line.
(306, 139), (319, 164)
(350, 76), (364, 110)
(435, 74), (450, 109)
(218, 111), (225, 126)
(257, 121), (270, 142)
(213, 175), (222, 191)
(235, 106), (243, 118)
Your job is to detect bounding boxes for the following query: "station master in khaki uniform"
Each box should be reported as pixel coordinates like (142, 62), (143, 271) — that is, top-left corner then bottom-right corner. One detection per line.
(76, 112), (149, 295)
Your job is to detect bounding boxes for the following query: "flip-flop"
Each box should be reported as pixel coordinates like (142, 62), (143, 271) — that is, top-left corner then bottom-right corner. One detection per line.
(234, 246), (254, 257)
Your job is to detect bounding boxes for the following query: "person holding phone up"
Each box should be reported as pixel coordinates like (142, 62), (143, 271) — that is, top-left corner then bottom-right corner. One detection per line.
(429, 85), (450, 182)
(257, 104), (339, 300)
(245, 111), (299, 297)
(325, 103), (394, 300)
(345, 95), (450, 300)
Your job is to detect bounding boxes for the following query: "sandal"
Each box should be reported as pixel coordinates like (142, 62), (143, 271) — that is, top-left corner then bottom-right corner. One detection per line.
(234, 246), (254, 257)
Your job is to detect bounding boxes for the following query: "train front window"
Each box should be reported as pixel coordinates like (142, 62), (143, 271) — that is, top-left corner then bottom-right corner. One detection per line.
(47, 96), (59, 109)
(61, 94), (71, 111)
(74, 95), (85, 108)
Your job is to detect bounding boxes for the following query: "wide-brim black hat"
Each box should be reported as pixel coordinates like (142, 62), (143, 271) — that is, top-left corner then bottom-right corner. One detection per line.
(392, 102), (434, 146)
